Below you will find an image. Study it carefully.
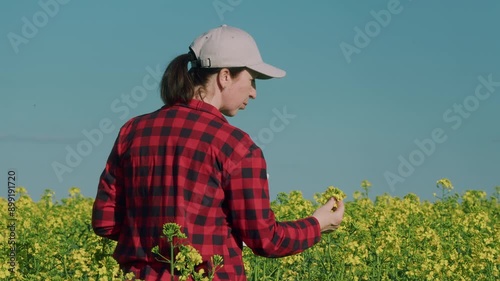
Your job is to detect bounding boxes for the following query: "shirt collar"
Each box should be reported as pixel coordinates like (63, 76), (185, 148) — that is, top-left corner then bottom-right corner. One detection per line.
(169, 99), (228, 123)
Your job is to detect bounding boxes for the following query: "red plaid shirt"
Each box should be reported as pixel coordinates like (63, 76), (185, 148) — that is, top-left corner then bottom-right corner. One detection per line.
(92, 99), (321, 280)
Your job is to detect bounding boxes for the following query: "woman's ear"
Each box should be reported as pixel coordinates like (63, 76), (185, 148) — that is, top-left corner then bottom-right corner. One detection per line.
(217, 68), (232, 90)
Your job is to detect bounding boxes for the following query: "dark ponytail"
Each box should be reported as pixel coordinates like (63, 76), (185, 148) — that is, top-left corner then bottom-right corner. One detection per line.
(160, 52), (247, 105)
(160, 53), (194, 105)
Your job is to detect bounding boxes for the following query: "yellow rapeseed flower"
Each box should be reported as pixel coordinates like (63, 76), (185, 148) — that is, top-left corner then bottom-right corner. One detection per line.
(436, 178), (453, 190)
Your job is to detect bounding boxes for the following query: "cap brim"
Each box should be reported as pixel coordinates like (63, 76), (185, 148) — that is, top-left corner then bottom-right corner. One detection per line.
(247, 62), (286, 80)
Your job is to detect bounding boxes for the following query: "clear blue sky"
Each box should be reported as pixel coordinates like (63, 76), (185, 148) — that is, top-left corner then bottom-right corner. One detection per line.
(1, 0), (499, 203)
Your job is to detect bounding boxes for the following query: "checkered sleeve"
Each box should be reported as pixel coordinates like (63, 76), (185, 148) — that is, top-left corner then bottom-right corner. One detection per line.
(224, 145), (321, 258)
(92, 134), (125, 241)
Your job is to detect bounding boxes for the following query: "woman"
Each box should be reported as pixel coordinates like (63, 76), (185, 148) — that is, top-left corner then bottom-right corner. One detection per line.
(92, 24), (344, 281)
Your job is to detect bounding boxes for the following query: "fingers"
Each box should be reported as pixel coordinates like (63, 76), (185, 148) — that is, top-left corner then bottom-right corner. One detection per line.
(330, 199), (344, 228)
(313, 198), (346, 233)
(324, 197), (337, 209)
(326, 197), (344, 213)
(335, 199), (345, 212)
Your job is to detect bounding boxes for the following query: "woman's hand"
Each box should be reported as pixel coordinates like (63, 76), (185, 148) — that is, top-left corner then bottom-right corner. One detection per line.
(312, 197), (345, 233)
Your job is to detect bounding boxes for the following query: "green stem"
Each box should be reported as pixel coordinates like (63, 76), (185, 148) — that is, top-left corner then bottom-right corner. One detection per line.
(153, 253), (171, 263)
(63, 254), (69, 277)
(171, 241), (174, 281)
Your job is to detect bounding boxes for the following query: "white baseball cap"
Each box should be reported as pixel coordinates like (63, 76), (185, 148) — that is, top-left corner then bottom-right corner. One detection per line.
(189, 25), (286, 79)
